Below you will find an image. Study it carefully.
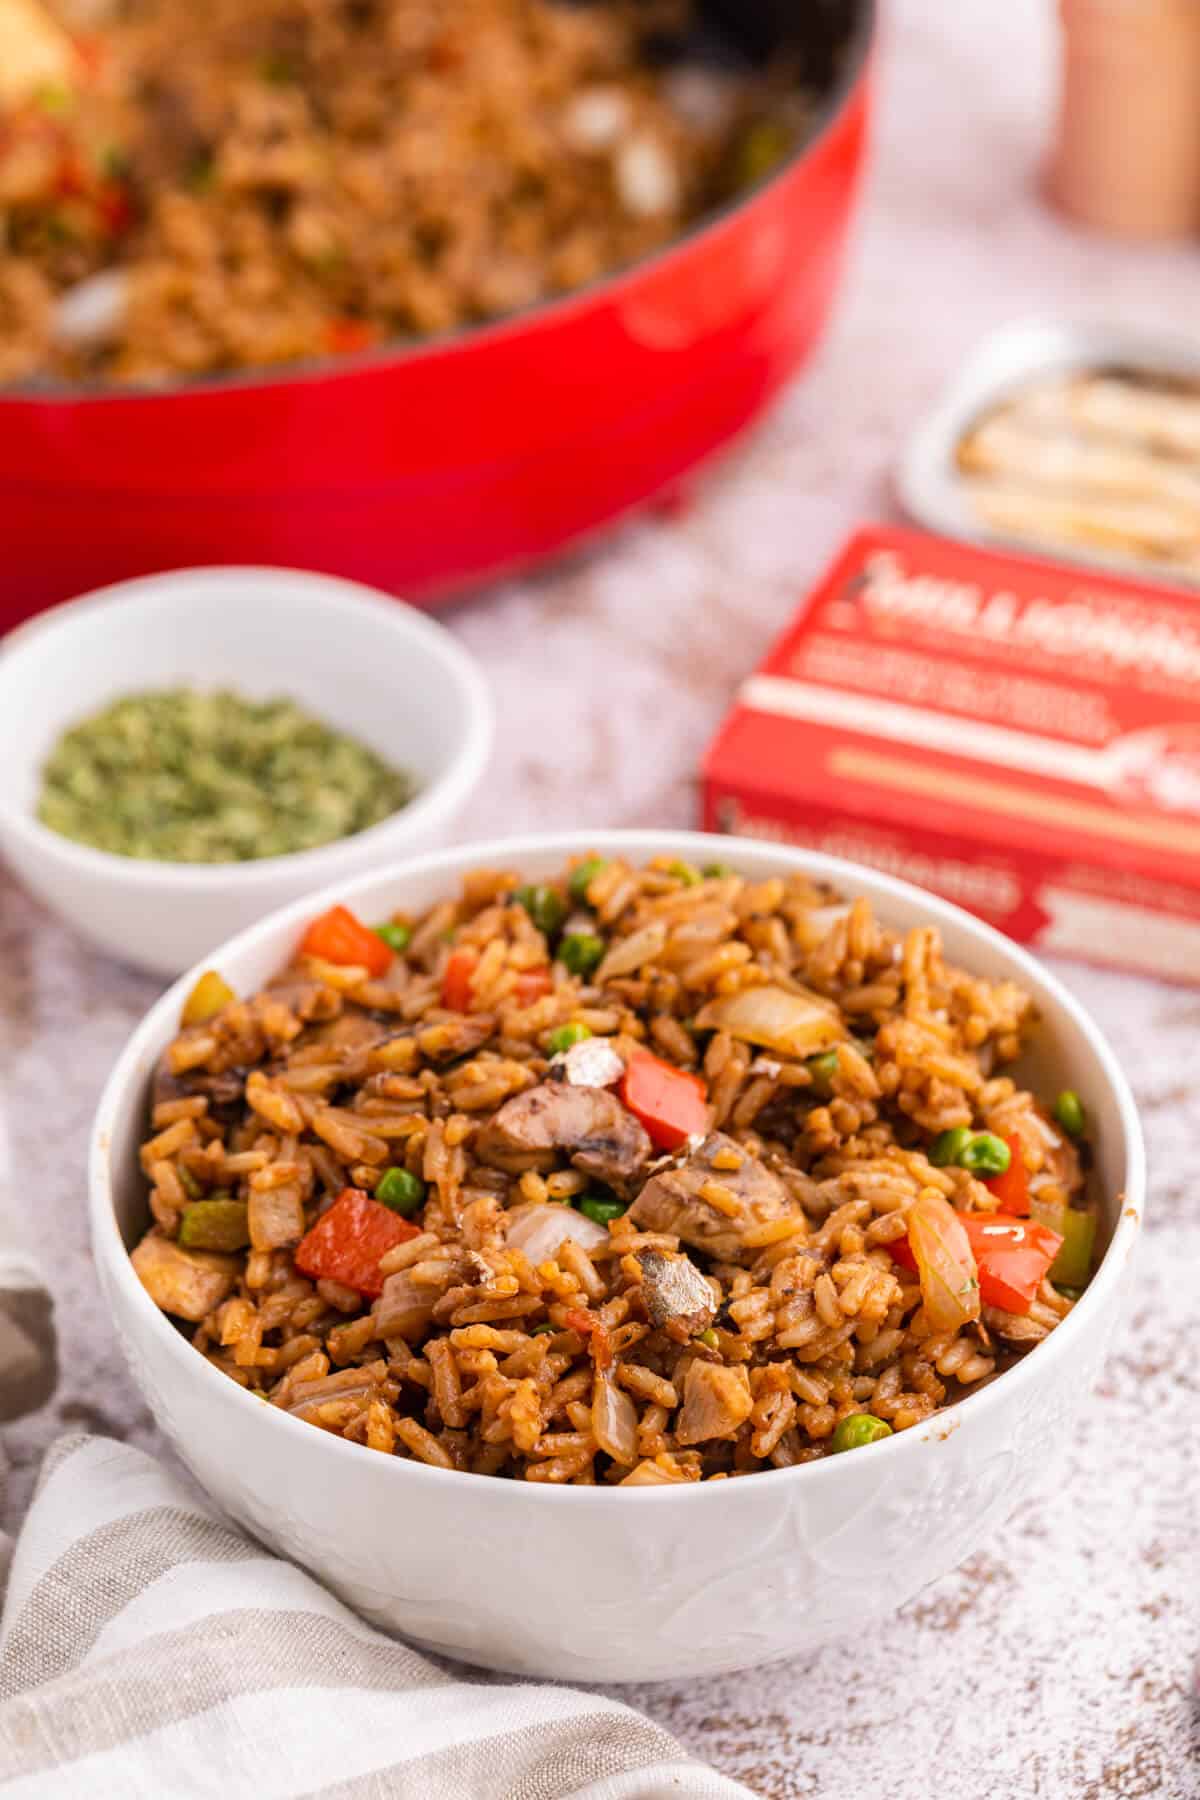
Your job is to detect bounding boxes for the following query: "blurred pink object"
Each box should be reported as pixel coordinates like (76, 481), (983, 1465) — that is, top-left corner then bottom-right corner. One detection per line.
(1052, 0), (1200, 238)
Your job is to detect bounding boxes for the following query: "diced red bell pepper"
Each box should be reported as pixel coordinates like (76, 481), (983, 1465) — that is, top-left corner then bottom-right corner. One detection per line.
(618, 1049), (710, 1151)
(73, 32), (108, 78)
(52, 150), (86, 199)
(96, 180), (134, 236)
(294, 1188), (420, 1298)
(984, 1134), (1030, 1215)
(441, 947), (478, 1011)
(888, 1237), (916, 1275)
(564, 1307), (612, 1369)
(323, 317), (377, 356)
(300, 904), (392, 978)
(514, 967), (554, 1006)
(959, 1213), (1062, 1314)
(49, 145), (133, 237)
(889, 1211), (1062, 1316)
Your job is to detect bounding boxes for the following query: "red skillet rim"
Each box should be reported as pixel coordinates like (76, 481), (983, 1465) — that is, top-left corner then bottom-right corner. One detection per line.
(0, 1), (876, 406)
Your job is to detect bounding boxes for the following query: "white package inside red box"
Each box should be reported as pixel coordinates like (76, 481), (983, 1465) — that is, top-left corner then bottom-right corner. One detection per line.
(702, 523), (1200, 982)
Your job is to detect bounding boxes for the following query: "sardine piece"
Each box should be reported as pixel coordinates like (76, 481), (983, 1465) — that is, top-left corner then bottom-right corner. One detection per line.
(958, 412), (1200, 513)
(1013, 373), (1200, 461)
(965, 478), (1200, 562)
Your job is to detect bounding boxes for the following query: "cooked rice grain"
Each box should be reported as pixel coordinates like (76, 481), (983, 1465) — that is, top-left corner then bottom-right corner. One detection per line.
(132, 854), (1093, 1483)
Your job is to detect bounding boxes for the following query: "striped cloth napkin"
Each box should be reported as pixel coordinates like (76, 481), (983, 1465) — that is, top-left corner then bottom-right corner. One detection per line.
(0, 1437), (752, 1798)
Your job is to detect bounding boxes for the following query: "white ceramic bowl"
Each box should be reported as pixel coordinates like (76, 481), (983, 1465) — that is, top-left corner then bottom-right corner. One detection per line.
(90, 831), (1145, 1683)
(0, 567), (492, 977)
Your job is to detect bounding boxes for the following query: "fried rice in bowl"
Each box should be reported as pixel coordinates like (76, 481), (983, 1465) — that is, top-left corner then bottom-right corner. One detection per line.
(90, 832), (1143, 1681)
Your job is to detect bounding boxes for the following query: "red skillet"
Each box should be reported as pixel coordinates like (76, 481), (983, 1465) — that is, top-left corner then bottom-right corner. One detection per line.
(0, 0), (875, 626)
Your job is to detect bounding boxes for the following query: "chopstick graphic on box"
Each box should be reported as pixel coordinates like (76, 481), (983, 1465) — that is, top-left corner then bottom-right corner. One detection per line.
(738, 675), (1200, 855)
(829, 750), (1200, 857)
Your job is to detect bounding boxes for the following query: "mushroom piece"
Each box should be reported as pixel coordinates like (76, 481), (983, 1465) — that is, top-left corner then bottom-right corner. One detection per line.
(131, 1233), (238, 1323)
(674, 1360), (753, 1447)
(415, 1013), (495, 1064)
(153, 1055), (247, 1125)
(627, 1131), (797, 1264)
(474, 1082), (651, 1192)
(981, 1305), (1052, 1346)
(634, 1247), (716, 1339)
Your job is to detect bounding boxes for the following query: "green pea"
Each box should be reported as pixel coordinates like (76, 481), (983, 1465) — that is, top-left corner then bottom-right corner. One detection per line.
(530, 1323), (557, 1336)
(1053, 1090), (1086, 1138)
(258, 52), (296, 83)
(695, 1327), (720, 1349)
(702, 862), (735, 879)
(929, 1126), (972, 1167)
(807, 1049), (841, 1093)
(548, 1022), (592, 1055)
(560, 933), (605, 978)
(732, 118), (794, 188)
(960, 1132), (1012, 1177)
(830, 1413), (893, 1453)
(375, 1167), (425, 1215)
(667, 860), (702, 887)
(578, 1195), (627, 1225)
(513, 884), (567, 938)
(374, 922), (411, 954)
(185, 152), (215, 192)
(568, 857), (608, 902)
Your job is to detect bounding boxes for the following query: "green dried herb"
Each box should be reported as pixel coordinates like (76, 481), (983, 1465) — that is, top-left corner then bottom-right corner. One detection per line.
(38, 687), (414, 863)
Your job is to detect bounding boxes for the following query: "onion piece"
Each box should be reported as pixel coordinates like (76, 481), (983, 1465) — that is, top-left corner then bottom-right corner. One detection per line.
(563, 86), (632, 151)
(615, 135), (680, 218)
(375, 1271), (436, 1341)
(792, 904), (852, 949)
(591, 1371), (638, 1465)
(0, 0), (77, 108)
(53, 269), (130, 345)
(906, 1193), (981, 1332)
(693, 985), (845, 1058)
(551, 1038), (625, 1089)
(247, 1184), (304, 1251)
(594, 920), (667, 983)
(504, 1201), (609, 1264)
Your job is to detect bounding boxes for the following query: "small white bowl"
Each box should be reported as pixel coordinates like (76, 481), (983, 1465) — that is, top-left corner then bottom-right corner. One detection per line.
(0, 568), (492, 977)
(90, 831), (1145, 1683)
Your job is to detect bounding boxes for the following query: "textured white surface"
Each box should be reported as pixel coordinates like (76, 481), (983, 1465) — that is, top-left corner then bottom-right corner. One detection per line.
(1, 1), (1199, 1793)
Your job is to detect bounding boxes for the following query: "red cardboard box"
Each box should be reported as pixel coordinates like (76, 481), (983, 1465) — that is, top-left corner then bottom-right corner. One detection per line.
(702, 524), (1200, 982)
